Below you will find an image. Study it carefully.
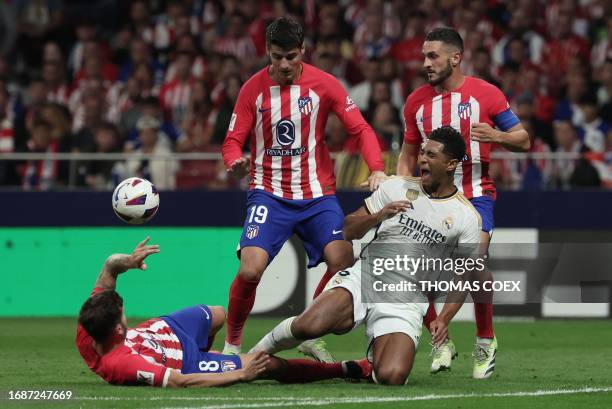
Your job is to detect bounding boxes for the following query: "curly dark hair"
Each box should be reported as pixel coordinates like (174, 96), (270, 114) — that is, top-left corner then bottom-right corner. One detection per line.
(265, 17), (304, 50)
(428, 126), (466, 161)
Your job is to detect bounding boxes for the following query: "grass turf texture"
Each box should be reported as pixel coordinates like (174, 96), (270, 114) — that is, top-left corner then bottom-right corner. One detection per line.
(1, 317), (610, 408)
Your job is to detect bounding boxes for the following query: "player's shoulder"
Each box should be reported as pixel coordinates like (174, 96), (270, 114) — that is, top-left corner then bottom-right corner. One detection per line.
(379, 175), (422, 191)
(451, 192), (482, 226)
(303, 63), (345, 88)
(466, 76), (504, 95)
(407, 83), (435, 101)
(240, 66), (270, 92)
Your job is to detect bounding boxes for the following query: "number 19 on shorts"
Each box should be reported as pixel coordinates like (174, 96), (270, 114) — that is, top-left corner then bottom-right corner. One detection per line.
(248, 205), (268, 224)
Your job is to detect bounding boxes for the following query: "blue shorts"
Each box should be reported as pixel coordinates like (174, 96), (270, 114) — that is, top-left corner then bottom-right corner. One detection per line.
(239, 190), (344, 268)
(161, 305), (242, 374)
(470, 195), (495, 235)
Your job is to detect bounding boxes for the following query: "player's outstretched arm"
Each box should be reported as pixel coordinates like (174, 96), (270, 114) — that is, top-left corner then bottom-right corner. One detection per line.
(167, 352), (269, 388)
(344, 202), (412, 240)
(396, 142), (419, 176)
(94, 237), (160, 291)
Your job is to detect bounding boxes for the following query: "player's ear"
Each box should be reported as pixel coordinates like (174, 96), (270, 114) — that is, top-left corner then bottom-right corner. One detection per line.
(451, 50), (461, 68)
(447, 158), (459, 172)
(300, 43), (305, 55)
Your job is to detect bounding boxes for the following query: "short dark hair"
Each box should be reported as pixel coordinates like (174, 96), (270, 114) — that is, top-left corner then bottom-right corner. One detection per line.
(78, 290), (124, 344)
(265, 17), (304, 50)
(428, 126), (466, 161)
(425, 27), (464, 53)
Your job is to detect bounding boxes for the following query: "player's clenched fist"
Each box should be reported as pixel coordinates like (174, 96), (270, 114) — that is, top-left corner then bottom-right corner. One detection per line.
(227, 157), (251, 178)
(470, 122), (501, 143)
(374, 200), (412, 222)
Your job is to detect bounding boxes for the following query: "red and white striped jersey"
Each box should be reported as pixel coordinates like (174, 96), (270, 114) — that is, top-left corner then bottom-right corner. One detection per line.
(403, 76), (519, 200)
(222, 63), (384, 199)
(76, 288), (178, 387)
(159, 79), (194, 125)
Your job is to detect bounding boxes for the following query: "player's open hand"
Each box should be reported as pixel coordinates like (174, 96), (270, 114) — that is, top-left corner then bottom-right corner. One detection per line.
(129, 237), (160, 270)
(470, 123), (500, 144)
(375, 200), (412, 222)
(242, 351), (270, 381)
(227, 157), (250, 178)
(430, 318), (449, 348)
(360, 171), (389, 191)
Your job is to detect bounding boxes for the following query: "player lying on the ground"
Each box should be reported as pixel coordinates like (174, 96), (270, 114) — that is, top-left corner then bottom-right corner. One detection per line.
(76, 238), (371, 387)
(250, 126), (481, 385)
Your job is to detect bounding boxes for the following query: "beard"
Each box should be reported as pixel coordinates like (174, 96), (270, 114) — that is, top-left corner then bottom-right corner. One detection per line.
(427, 60), (453, 86)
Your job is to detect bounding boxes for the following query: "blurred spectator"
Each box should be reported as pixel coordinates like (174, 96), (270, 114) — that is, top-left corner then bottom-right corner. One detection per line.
(597, 59), (612, 121)
(22, 119), (60, 191)
(212, 74), (242, 144)
(326, 114), (349, 153)
(68, 19), (98, 74)
(79, 122), (121, 189)
(576, 94), (609, 152)
(352, 8), (393, 62)
(549, 120), (582, 188)
(390, 10), (427, 81)
(42, 59), (70, 106)
(153, 0), (198, 53)
(591, 16), (612, 70)
(514, 94), (555, 150)
(176, 81), (225, 189)
(40, 102), (71, 153)
(72, 83), (107, 152)
(118, 37), (164, 86)
(544, 10), (591, 83)
(125, 96), (178, 150)
(349, 58), (381, 112)
(159, 51), (194, 129)
(0, 82), (18, 185)
(164, 35), (206, 82)
(72, 41), (118, 87)
(16, 0), (64, 69)
(492, 8), (545, 69)
(24, 78), (48, 133)
(468, 47), (500, 88)
(554, 72), (589, 125)
(0, 1), (17, 57)
(370, 101), (399, 151)
(119, 115), (177, 190)
(128, 0), (154, 45)
(213, 12), (259, 69)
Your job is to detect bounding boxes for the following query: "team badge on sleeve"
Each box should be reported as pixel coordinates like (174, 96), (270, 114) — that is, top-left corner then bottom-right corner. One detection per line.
(298, 96), (313, 116)
(458, 102), (472, 120)
(246, 224), (259, 239)
(221, 360), (238, 372)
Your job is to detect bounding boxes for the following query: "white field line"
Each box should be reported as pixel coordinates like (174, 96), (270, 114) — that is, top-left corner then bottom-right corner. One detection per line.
(75, 386), (612, 408)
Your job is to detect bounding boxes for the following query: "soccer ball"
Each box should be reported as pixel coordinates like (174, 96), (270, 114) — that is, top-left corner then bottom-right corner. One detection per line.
(112, 177), (160, 224)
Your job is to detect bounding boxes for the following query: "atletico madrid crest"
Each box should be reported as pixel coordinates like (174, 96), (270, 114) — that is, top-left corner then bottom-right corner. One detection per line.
(246, 224), (259, 239)
(458, 101), (472, 119)
(298, 96), (313, 116)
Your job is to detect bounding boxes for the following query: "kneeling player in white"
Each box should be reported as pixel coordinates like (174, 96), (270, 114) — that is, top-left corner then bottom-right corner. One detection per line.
(251, 126), (481, 384)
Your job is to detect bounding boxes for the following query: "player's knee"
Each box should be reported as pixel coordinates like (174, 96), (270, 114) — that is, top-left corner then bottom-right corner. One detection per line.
(237, 265), (265, 282)
(373, 365), (409, 385)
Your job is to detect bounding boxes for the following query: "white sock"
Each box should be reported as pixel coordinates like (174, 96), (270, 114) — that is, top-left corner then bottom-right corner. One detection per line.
(223, 341), (241, 354)
(476, 336), (493, 345)
(249, 317), (301, 354)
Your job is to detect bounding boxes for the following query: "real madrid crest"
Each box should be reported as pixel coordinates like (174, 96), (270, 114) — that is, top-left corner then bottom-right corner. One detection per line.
(443, 216), (453, 230)
(406, 189), (419, 201)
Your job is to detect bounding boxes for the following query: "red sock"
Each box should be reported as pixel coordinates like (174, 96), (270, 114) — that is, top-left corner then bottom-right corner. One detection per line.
(226, 275), (260, 345)
(276, 359), (343, 383)
(475, 303), (494, 338)
(423, 302), (438, 334)
(313, 268), (335, 299)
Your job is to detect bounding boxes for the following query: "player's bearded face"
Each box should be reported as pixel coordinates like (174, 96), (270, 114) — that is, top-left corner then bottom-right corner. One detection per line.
(427, 58), (453, 86)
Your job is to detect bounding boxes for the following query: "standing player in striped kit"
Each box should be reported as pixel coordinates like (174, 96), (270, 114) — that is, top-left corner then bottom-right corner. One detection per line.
(221, 17), (387, 358)
(396, 27), (530, 378)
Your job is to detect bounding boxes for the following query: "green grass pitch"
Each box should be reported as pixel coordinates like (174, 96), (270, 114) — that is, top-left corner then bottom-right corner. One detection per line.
(1, 317), (611, 408)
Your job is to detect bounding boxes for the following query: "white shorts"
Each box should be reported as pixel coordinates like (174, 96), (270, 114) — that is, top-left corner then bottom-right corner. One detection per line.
(324, 262), (427, 360)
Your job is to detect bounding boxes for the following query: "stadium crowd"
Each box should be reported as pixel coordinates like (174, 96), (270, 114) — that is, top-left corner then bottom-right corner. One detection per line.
(0, 0), (611, 190)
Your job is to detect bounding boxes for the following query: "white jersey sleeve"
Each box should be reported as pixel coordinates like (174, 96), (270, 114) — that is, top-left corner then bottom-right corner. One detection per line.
(458, 201), (482, 245)
(363, 178), (402, 214)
